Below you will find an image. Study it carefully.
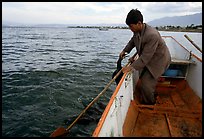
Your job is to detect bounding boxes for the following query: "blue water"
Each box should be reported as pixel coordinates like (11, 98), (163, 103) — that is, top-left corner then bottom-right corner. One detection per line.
(2, 27), (133, 137)
(2, 26), (202, 137)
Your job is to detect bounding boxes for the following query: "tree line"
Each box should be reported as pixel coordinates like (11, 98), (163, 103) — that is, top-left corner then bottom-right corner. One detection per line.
(155, 24), (202, 32)
(67, 24), (202, 32)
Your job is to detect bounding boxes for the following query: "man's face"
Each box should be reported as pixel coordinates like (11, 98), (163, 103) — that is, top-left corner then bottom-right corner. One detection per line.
(128, 22), (142, 33)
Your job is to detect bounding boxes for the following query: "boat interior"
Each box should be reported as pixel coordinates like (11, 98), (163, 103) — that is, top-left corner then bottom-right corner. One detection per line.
(123, 60), (202, 137)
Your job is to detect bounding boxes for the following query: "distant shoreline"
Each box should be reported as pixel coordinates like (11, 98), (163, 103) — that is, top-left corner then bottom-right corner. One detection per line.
(2, 25), (202, 33)
(67, 26), (202, 33)
(68, 26), (202, 33)
(158, 28), (202, 33)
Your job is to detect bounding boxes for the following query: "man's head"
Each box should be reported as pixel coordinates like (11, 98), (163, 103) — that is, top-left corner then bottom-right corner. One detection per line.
(126, 9), (143, 33)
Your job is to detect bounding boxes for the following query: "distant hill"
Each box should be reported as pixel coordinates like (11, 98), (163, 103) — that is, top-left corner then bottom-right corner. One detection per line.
(3, 12), (202, 28)
(147, 13), (202, 27)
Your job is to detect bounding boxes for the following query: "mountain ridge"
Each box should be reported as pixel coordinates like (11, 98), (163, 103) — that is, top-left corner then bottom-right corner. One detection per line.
(147, 12), (202, 27)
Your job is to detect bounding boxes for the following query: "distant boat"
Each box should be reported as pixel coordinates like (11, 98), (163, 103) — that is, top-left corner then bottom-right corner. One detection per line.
(99, 27), (108, 31)
(92, 36), (202, 137)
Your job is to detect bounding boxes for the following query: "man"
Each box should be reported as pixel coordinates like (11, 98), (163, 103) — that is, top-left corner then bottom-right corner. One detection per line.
(120, 9), (171, 105)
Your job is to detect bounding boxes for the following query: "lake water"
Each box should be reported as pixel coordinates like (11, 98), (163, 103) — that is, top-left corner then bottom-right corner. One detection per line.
(2, 26), (202, 137)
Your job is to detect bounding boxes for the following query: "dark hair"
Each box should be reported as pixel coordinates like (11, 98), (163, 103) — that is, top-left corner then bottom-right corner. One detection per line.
(126, 9), (143, 25)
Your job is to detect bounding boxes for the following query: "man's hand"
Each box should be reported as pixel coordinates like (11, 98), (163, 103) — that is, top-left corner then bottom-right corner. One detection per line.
(128, 56), (135, 63)
(128, 52), (138, 63)
(119, 51), (126, 59)
(122, 65), (134, 73)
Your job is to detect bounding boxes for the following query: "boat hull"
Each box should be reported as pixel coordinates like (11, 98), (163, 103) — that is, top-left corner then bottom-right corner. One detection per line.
(92, 71), (138, 137)
(92, 36), (202, 137)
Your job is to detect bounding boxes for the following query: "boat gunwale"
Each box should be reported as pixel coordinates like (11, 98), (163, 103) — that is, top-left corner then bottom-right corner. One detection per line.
(92, 72), (128, 136)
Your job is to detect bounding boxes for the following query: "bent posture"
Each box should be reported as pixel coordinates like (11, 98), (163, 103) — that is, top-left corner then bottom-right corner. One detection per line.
(120, 9), (171, 105)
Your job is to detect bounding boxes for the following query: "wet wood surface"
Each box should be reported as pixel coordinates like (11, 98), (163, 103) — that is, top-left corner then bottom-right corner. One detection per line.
(123, 78), (202, 137)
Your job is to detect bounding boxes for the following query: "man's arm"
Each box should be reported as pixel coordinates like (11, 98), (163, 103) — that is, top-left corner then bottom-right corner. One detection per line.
(131, 35), (159, 70)
(128, 52), (138, 63)
(119, 36), (135, 59)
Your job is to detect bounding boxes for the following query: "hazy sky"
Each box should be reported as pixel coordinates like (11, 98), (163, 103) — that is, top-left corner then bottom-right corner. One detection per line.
(2, 2), (202, 25)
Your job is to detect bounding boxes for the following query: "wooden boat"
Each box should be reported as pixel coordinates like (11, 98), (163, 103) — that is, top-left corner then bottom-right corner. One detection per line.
(92, 36), (202, 137)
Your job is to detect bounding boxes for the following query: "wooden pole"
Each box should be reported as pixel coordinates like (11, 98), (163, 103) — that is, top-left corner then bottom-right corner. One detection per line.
(50, 62), (131, 137)
(184, 34), (202, 53)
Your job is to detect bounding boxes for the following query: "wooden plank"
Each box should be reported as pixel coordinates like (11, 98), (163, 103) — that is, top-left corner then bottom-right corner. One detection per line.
(167, 116), (202, 137)
(123, 101), (139, 136)
(124, 76), (202, 137)
(171, 58), (196, 65)
(135, 105), (201, 114)
(170, 91), (186, 107)
(137, 108), (201, 119)
(184, 34), (202, 53)
(165, 114), (173, 137)
(131, 112), (170, 137)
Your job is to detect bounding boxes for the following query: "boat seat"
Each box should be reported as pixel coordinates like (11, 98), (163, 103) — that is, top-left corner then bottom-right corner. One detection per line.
(171, 58), (196, 65)
(161, 58), (196, 78)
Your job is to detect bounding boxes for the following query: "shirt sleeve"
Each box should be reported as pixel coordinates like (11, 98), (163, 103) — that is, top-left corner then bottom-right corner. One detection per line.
(131, 35), (159, 70)
(123, 36), (135, 53)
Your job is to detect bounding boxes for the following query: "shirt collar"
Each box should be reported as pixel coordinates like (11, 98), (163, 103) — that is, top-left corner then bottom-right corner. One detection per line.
(134, 23), (146, 38)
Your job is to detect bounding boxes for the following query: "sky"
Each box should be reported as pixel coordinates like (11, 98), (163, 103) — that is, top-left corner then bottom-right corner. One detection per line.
(2, 2), (202, 25)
